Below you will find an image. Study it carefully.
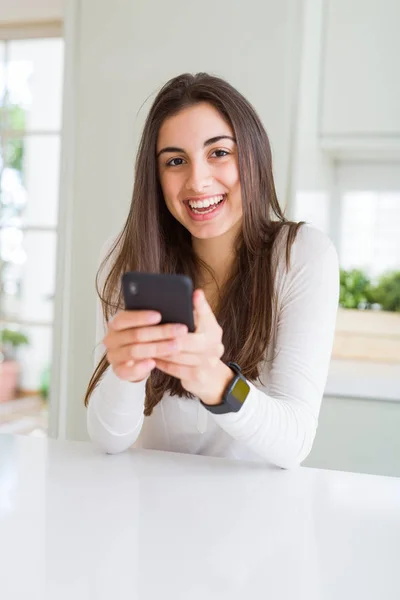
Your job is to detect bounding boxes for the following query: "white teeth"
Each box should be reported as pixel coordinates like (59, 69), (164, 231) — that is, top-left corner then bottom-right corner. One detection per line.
(188, 194), (224, 209)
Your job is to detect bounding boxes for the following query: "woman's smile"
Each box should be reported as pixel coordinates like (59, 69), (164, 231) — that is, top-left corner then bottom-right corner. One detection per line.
(184, 193), (227, 221)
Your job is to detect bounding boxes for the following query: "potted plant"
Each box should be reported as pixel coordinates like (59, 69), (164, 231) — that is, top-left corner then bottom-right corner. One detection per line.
(333, 269), (400, 363)
(0, 328), (29, 403)
(339, 269), (374, 310)
(370, 271), (400, 313)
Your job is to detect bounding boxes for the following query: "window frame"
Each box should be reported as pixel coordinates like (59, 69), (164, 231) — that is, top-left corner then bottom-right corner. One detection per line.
(0, 24), (63, 391)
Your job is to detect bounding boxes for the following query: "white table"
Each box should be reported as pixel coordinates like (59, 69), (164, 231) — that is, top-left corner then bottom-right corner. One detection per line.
(0, 435), (399, 600)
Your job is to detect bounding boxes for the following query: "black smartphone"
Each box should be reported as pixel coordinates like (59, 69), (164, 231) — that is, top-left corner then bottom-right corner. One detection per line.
(121, 272), (195, 332)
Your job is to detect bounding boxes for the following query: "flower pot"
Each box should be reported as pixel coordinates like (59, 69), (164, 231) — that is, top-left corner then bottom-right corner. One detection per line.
(0, 360), (20, 403)
(333, 308), (400, 363)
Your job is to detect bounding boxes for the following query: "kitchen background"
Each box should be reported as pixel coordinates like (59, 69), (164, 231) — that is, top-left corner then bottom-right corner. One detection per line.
(0, 0), (399, 476)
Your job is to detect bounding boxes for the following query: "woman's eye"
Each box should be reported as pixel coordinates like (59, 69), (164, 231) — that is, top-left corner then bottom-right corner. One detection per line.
(211, 149), (229, 158)
(166, 157), (185, 167)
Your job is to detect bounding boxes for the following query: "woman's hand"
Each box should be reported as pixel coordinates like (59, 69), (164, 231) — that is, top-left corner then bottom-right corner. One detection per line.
(154, 290), (234, 405)
(104, 310), (188, 382)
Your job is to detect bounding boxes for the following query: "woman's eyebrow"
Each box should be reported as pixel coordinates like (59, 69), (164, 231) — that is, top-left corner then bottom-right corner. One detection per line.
(204, 135), (236, 147)
(157, 135), (236, 158)
(157, 145), (184, 157)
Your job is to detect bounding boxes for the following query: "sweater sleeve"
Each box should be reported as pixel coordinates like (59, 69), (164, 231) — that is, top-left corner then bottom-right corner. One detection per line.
(86, 241), (147, 454)
(211, 226), (340, 469)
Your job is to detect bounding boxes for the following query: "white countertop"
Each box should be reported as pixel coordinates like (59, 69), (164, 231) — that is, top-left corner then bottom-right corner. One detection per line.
(0, 435), (399, 600)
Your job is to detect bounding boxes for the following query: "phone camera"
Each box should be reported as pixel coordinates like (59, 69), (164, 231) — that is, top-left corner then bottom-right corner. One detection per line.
(129, 282), (138, 295)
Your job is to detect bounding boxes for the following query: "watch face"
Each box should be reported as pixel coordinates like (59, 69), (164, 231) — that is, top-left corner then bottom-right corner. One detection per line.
(232, 377), (250, 404)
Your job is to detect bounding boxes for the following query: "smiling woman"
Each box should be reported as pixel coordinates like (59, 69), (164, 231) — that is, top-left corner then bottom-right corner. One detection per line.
(84, 73), (339, 469)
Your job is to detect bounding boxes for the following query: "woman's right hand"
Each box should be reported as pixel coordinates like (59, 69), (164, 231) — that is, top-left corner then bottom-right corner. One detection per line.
(103, 310), (188, 382)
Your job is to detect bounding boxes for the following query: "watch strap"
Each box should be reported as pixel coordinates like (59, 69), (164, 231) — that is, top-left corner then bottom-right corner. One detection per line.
(200, 362), (249, 414)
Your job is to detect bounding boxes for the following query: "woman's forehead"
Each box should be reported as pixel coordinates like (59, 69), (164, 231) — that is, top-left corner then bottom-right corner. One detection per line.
(157, 103), (233, 150)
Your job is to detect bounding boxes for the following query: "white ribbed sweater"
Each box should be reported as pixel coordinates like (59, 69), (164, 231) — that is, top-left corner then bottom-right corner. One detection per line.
(87, 225), (339, 469)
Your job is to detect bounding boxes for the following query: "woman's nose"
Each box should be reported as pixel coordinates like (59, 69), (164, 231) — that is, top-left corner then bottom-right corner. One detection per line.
(186, 161), (212, 193)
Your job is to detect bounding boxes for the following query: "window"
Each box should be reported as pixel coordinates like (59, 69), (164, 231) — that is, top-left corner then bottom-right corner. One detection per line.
(294, 161), (400, 400)
(0, 35), (64, 401)
(294, 162), (400, 278)
(336, 163), (400, 277)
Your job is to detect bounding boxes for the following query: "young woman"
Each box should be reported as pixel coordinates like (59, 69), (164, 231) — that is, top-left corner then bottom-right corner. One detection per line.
(84, 73), (339, 469)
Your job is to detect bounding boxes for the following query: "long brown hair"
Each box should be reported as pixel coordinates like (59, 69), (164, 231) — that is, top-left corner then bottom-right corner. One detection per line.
(84, 73), (304, 415)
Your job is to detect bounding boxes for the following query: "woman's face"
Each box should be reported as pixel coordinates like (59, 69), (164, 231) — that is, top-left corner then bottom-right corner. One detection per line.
(157, 102), (242, 240)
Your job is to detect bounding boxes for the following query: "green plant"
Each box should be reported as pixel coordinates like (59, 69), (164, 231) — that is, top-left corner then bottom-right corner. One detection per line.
(39, 365), (50, 401)
(0, 328), (29, 361)
(370, 271), (400, 313)
(339, 269), (374, 309)
(0, 103), (26, 174)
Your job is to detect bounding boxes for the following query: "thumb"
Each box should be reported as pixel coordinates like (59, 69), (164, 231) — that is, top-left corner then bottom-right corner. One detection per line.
(193, 289), (214, 331)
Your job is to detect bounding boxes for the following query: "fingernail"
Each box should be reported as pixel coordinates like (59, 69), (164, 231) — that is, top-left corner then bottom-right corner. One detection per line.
(126, 360), (134, 367)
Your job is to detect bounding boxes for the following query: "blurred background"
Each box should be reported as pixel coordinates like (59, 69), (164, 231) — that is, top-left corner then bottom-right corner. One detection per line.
(0, 0), (399, 476)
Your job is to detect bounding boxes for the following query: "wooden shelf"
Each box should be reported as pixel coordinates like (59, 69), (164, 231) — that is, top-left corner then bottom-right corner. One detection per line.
(333, 308), (400, 363)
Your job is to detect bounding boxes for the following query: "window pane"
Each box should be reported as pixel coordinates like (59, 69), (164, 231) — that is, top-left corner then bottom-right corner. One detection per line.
(340, 191), (400, 276)
(0, 226), (24, 318)
(6, 38), (64, 131)
(0, 41), (5, 110)
(1, 135), (60, 228)
(0, 230), (56, 323)
(15, 324), (52, 392)
(22, 230), (56, 322)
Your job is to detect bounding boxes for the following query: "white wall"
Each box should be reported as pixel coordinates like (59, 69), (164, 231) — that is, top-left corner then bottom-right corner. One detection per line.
(51, 0), (304, 441)
(291, 0), (332, 194)
(0, 0), (63, 25)
(290, 0), (333, 236)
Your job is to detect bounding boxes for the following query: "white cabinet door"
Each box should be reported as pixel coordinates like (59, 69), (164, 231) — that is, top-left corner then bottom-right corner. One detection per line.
(320, 0), (400, 140)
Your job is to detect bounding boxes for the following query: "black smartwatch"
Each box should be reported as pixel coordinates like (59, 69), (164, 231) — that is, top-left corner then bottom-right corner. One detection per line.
(200, 362), (250, 414)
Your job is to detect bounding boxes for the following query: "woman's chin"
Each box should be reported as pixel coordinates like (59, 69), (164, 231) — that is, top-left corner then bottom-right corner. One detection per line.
(188, 222), (235, 240)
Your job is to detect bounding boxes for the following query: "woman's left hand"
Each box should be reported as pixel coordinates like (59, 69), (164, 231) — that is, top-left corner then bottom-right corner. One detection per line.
(154, 289), (234, 405)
